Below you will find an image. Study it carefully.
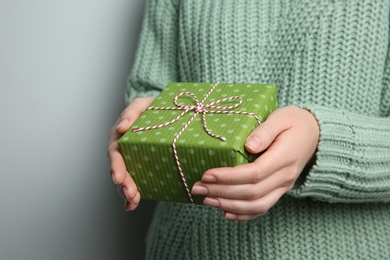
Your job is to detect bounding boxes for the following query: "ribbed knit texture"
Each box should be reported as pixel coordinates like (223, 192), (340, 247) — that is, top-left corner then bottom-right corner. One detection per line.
(126, 0), (390, 259)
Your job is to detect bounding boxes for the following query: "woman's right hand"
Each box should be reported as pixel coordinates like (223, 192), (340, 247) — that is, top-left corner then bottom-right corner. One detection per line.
(108, 96), (156, 211)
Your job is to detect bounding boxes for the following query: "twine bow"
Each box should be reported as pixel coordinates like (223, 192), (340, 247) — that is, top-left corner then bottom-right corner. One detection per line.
(133, 82), (261, 204)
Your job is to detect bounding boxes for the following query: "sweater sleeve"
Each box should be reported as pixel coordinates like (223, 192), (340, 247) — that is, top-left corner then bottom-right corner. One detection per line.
(288, 106), (390, 203)
(289, 51), (390, 203)
(125, 0), (179, 105)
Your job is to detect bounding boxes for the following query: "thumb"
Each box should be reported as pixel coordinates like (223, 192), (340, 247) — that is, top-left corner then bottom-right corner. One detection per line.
(115, 96), (156, 134)
(245, 109), (288, 154)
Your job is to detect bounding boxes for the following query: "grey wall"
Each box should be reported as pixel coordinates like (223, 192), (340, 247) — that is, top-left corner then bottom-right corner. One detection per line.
(0, 1), (155, 259)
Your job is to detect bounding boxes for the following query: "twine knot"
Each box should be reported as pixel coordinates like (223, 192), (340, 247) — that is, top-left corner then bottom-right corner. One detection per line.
(194, 104), (206, 113)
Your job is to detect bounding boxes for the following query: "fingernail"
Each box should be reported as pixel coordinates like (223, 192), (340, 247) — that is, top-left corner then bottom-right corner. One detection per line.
(201, 175), (217, 183)
(191, 185), (208, 195)
(203, 197), (220, 207)
(224, 213), (238, 220)
(116, 119), (129, 130)
(246, 136), (262, 151)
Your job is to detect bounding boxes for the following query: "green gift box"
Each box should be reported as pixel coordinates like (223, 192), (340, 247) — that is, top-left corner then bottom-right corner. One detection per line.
(118, 82), (278, 204)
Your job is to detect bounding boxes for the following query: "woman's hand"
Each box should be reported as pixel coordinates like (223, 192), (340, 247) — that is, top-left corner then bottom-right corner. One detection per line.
(191, 106), (319, 221)
(108, 97), (156, 211)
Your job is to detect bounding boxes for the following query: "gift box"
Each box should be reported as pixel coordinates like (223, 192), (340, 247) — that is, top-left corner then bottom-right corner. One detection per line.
(118, 82), (278, 204)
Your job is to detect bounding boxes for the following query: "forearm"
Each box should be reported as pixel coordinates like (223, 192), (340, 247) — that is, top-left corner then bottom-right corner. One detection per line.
(125, 0), (179, 105)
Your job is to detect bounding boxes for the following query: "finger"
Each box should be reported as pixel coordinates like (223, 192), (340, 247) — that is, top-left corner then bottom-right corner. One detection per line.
(109, 97), (155, 185)
(224, 212), (255, 222)
(200, 148), (287, 185)
(201, 118), (305, 186)
(206, 188), (286, 219)
(124, 191), (140, 211)
(193, 167), (293, 200)
(245, 107), (293, 154)
(109, 142), (139, 203)
(108, 141), (127, 185)
(116, 96), (155, 134)
(122, 173), (141, 211)
(122, 173), (139, 201)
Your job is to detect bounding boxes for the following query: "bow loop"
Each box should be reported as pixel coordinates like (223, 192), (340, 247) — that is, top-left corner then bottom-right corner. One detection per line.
(206, 96), (243, 110)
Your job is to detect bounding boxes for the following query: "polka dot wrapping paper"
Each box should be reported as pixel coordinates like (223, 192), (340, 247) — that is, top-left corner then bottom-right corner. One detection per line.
(118, 82), (278, 204)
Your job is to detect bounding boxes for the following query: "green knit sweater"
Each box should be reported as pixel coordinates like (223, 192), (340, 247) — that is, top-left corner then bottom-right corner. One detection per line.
(126, 0), (390, 259)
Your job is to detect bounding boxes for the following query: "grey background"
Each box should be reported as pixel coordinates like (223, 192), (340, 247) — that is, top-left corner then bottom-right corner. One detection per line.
(0, 1), (155, 259)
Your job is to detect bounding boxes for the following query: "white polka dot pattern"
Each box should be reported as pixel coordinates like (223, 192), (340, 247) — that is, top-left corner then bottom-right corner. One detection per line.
(117, 82), (278, 204)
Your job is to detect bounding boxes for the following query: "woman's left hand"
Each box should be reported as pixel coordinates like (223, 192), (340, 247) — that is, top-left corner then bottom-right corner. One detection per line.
(191, 106), (320, 221)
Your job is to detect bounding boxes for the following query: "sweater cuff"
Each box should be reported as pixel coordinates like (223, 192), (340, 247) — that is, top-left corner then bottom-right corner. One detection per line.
(125, 88), (161, 105)
(288, 105), (390, 203)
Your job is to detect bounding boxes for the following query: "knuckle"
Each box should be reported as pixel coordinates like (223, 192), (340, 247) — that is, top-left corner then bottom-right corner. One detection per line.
(283, 172), (295, 185)
(107, 143), (119, 155)
(226, 178), (234, 185)
(216, 187), (227, 198)
(284, 166), (301, 185)
(113, 171), (126, 185)
(255, 202), (269, 215)
(244, 185), (259, 200)
(285, 182), (295, 191)
(126, 186), (137, 200)
(224, 201), (239, 213)
(221, 171), (234, 185)
(259, 123), (275, 138)
(251, 170), (262, 184)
